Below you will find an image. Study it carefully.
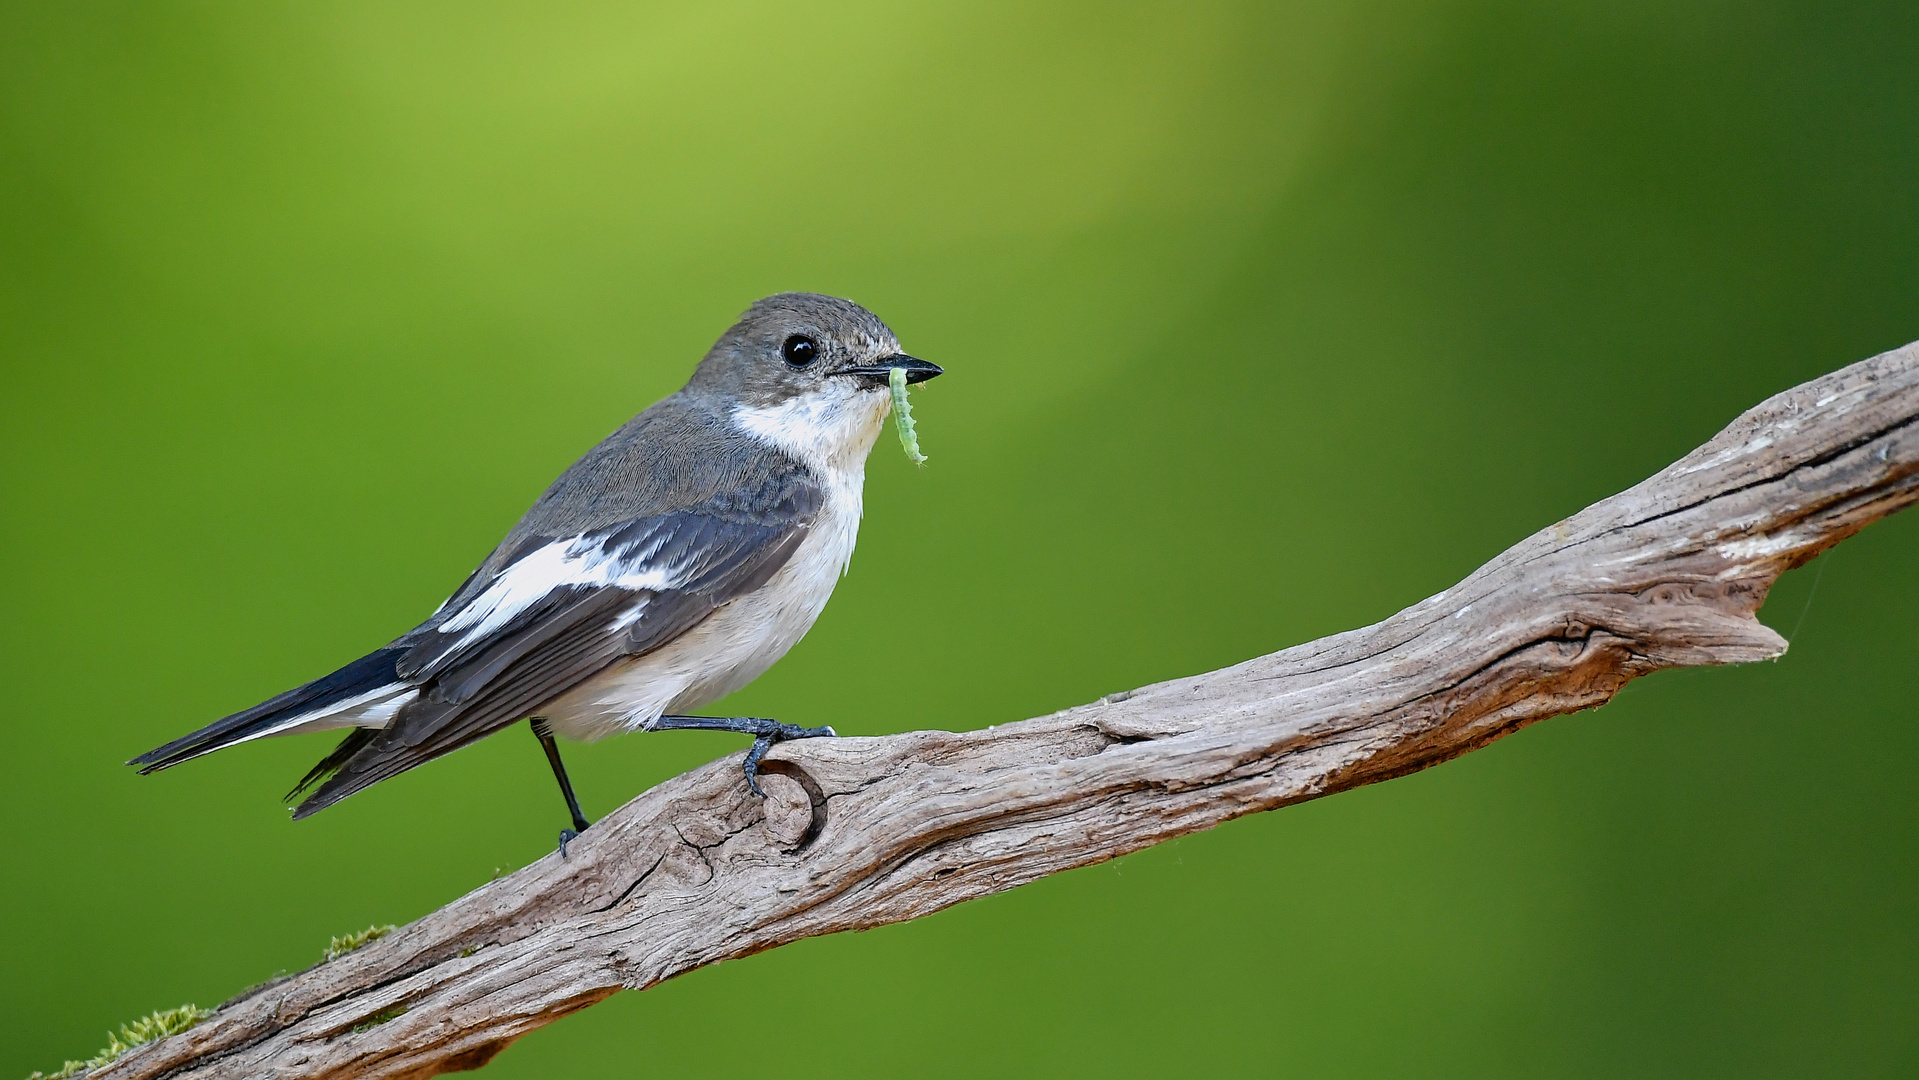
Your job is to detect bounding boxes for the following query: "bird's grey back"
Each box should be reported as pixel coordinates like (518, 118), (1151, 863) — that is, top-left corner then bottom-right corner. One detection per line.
(525, 392), (806, 533)
(440, 393), (812, 615)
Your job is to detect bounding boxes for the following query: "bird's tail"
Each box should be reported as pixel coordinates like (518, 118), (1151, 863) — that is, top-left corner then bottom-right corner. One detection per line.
(128, 646), (408, 774)
(284, 727), (380, 803)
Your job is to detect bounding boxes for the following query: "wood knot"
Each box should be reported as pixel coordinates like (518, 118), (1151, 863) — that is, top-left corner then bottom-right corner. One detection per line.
(1644, 581), (1721, 605)
(756, 760), (827, 852)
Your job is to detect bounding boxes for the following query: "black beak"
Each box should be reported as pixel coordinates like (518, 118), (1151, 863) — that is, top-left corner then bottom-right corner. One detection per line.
(835, 354), (944, 385)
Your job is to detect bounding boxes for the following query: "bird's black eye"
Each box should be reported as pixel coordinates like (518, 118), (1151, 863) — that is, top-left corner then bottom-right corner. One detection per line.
(781, 335), (818, 368)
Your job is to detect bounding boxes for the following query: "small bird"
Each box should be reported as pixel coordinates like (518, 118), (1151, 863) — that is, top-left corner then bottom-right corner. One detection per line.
(131, 293), (941, 850)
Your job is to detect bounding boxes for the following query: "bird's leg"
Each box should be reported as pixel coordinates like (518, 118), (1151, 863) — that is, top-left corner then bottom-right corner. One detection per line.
(651, 716), (837, 796)
(530, 718), (591, 856)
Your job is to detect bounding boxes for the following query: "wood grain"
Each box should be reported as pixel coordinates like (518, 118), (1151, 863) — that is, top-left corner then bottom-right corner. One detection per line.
(102, 341), (1919, 1079)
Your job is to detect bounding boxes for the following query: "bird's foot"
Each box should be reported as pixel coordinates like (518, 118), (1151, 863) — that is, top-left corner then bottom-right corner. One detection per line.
(558, 825), (587, 859)
(742, 722), (837, 796)
(652, 715), (836, 796)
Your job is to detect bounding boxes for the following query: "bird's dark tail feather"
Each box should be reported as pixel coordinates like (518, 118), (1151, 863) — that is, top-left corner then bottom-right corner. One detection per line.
(288, 701), (475, 820)
(128, 647), (406, 774)
(286, 728), (379, 803)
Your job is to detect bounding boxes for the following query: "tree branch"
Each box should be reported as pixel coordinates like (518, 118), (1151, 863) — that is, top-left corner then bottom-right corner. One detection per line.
(105, 342), (1919, 1080)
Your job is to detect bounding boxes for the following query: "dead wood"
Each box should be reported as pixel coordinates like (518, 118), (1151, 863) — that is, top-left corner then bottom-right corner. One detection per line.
(102, 340), (1919, 1079)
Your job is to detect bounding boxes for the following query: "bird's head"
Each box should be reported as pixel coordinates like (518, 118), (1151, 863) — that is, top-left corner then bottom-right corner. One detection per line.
(689, 293), (941, 471)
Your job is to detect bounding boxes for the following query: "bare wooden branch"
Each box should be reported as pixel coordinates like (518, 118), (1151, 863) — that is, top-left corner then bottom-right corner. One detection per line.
(104, 342), (1919, 1080)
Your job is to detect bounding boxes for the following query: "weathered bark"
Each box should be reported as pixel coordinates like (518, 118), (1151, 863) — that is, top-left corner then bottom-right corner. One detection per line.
(104, 341), (1919, 1079)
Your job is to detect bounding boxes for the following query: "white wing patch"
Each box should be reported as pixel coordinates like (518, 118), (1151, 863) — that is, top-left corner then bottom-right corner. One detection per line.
(435, 531), (684, 649)
(609, 594), (653, 633)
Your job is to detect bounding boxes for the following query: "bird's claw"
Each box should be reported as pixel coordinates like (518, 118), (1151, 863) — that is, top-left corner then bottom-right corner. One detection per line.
(558, 827), (582, 858)
(743, 722), (837, 796)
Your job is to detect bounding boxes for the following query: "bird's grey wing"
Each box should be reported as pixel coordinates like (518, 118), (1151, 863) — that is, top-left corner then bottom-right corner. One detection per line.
(291, 482), (821, 817)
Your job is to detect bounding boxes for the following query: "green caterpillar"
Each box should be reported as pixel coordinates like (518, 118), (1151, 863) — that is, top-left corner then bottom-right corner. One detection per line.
(890, 365), (927, 464)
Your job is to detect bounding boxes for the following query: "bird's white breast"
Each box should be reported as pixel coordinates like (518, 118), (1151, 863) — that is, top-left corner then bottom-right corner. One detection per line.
(538, 383), (891, 741)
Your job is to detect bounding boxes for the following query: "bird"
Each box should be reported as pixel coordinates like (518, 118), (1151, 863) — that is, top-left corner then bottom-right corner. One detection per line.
(130, 293), (942, 852)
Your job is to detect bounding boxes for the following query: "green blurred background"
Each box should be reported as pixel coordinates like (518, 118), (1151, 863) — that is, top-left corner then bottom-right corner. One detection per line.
(4, 1), (1917, 1076)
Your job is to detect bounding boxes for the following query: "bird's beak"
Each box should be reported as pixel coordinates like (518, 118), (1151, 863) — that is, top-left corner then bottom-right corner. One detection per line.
(835, 354), (943, 385)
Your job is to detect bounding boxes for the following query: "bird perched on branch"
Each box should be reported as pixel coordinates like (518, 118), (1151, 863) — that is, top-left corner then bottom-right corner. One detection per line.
(131, 293), (942, 851)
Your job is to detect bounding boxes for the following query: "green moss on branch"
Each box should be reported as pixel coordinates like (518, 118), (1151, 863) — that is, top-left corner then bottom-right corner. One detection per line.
(27, 1004), (211, 1079)
(322, 923), (395, 962)
(29, 921), (396, 1078)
